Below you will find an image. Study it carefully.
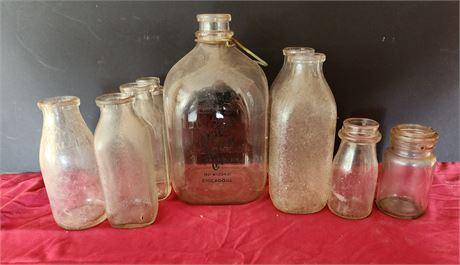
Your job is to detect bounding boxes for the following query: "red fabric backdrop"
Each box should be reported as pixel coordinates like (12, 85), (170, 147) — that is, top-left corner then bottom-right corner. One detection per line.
(1, 162), (459, 264)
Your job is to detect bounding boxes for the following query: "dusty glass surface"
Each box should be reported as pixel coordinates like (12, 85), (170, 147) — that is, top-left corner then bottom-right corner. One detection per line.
(120, 82), (171, 200)
(327, 118), (381, 219)
(269, 48), (337, 214)
(376, 124), (439, 219)
(38, 96), (106, 230)
(94, 93), (158, 228)
(163, 14), (269, 204)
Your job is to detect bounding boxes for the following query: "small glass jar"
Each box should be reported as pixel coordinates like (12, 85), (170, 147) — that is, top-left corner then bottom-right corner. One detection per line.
(327, 118), (381, 219)
(38, 96), (106, 230)
(376, 124), (439, 219)
(120, 82), (171, 200)
(94, 93), (158, 228)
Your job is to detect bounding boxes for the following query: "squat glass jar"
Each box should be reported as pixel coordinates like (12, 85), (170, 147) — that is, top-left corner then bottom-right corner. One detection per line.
(327, 118), (381, 219)
(376, 124), (439, 219)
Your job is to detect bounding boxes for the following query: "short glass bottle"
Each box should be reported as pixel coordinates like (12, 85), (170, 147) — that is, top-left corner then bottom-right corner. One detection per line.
(94, 93), (158, 228)
(120, 82), (171, 200)
(38, 96), (106, 230)
(163, 14), (269, 204)
(269, 48), (337, 214)
(376, 124), (439, 219)
(327, 118), (382, 219)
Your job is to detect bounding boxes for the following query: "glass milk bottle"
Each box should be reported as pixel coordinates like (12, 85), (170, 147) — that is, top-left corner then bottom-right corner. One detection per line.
(94, 93), (158, 228)
(38, 96), (105, 230)
(120, 82), (171, 200)
(163, 14), (269, 204)
(136, 77), (171, 194)
(328, 118), (381, 219)
(376, 124), (439, 219)
(269, 48), (337, 214)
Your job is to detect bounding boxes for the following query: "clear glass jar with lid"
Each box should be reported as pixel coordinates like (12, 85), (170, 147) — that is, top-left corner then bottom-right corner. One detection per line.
(163, 14), (269, 204)
(376, 124), (439, 219)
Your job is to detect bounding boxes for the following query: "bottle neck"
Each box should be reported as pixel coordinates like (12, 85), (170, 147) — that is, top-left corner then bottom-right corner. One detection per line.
(41, 105), (84, 128)
(98, 103), (137, 120)
(283, 58), (324, 76)
(389, 124), (438, 159)
(195, 17), (234, 43)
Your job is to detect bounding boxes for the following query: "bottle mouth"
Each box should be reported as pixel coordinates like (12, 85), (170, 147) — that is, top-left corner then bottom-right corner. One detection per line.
(197, 14), (231, 23)
(195, 13), (234, 43)
(284, 48), (326, 63)
(339, 117), (382, 143)
(136, 76), (161, 86)
(37, 96), (80, 109)
(391, 124), (439, 151)
(96, 93), (134, 106)
(120, 82), (156, 94)
(283, 47), (315, 56)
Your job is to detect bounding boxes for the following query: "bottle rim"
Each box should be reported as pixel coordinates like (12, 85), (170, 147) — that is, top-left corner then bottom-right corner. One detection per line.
(120, 82), (155, 94)
(391, 123), (439, 144)
(284, 49), (326, 63)
(197, 14), (231, 22)
(136, 76), (161, 86)
(339, 117), (382, 143)
(96, 93), (134, 106)
(283, 47), (315, 56)
(37, 96), (80, 109)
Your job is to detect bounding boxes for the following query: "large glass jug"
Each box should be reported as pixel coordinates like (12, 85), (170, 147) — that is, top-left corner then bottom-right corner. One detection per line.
(163, 14), (269, 204)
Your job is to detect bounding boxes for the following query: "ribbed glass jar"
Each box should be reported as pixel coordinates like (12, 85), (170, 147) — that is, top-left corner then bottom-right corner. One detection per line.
(376, 124), (439, 219)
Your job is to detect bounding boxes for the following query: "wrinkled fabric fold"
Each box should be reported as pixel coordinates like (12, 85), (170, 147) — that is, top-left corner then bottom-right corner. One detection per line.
(1, 163), (459, 264)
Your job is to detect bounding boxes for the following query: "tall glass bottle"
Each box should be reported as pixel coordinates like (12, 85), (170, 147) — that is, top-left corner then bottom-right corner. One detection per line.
(120, 82), (171, 200)
(94, 93), (158, 228)
(376, 124), (439, 219)
(136, 77), (171, 195)
(38, 96), (106, 230)
(328, 118), (381, 219)
(269, 48), (337, 214)
(163, 14), (269, 204)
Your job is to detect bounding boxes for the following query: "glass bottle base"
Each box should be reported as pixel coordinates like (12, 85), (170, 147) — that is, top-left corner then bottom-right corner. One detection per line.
(272, 201), (326, 215)
(110, 220), (155, 229)
(56, 204), (106, 230)
(327, 204), (371, 220)
(376, 196), (425, 219)
(157, 181), (172, 201)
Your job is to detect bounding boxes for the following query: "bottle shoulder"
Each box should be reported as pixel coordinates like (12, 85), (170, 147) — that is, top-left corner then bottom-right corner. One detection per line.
(164, 45), (268, 97)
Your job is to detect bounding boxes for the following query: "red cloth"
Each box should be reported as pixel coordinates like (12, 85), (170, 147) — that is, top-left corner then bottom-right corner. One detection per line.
(1, 162), (459, 264)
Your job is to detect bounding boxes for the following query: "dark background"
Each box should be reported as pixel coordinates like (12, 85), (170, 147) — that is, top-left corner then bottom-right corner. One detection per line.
(1, 1), (458, 172)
